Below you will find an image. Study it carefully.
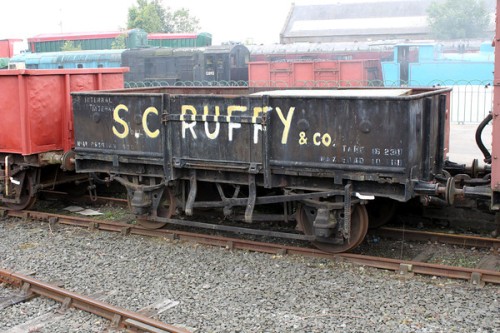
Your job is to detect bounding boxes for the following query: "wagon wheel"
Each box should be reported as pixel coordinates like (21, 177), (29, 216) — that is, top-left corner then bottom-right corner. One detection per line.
(366, 198), (397, 229)
(296, 204), (369, 253)
(3, 170), (37, 211)
(137, 187), (177, 229)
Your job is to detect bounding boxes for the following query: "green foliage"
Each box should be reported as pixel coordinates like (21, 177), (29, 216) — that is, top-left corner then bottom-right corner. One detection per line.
(165, 8), (200, 33)
(0, 58), (8, 69)
(127, 0), (200, 33)
(427, 0), (491, 39)
(61, 41), (82, 51)
(128, 0), (166, 32)
(112, 34), (127, 49)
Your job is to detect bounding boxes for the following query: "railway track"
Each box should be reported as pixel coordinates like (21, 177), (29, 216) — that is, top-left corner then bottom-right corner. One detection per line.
(372, 226), (500, 250)
(47, 192), (500, 246)
(2, 207), (499, 287)
(0, 269), (190, 333)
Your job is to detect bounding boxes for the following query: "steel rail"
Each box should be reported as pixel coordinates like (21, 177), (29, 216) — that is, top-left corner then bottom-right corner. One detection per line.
(37, 193), (500, 249)
(0, 269), (190, 333)
(374, 227), (500, 250)
(27, 193), (500, 249)
(338, 253), (500, 285)
(2, 208), (499, 286)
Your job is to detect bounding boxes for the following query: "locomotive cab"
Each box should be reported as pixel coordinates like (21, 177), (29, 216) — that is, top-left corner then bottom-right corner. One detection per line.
(203, 44), (249, 82)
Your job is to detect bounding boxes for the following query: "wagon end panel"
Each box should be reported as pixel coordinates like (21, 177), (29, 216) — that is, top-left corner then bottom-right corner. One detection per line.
(0, 74), (23, 153)
(72, 92), (164, 177)
(66, 70), (127, 151)
(0, 72), (66, 155)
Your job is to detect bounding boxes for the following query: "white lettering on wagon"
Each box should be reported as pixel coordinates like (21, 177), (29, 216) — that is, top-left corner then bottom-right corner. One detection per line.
(298, 129), (405, 166)
(317, 146), (404, 166)
(180, 105), (294, 144)
(84, 96), (112, 104)
(76, 140), (117, 150)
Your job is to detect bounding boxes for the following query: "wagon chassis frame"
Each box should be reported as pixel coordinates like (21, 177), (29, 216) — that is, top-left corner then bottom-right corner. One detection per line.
(112, 167), (364, 246)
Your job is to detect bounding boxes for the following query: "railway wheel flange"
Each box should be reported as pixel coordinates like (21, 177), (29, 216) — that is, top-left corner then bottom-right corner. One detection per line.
(137, 187), (176, 230)
(445, 177), (456, 205)
(2, 170), (38, 210)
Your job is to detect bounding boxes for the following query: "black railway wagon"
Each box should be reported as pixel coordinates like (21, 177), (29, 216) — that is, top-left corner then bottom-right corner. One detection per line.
(122, 44), (249, 84)
(72, 86), (450, 253)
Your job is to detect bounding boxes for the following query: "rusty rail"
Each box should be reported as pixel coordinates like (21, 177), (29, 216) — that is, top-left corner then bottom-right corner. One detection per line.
(339, 253), (500, 285)
(0, 269), (190, 333)
(374, 227), (500, 250)
(2, 208), (500, 286)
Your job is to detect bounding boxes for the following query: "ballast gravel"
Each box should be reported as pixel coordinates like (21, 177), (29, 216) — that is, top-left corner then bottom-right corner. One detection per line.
(0, 217), (498, 333)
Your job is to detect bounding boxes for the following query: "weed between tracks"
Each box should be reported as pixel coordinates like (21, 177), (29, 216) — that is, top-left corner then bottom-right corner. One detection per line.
(34, 196), (136, 224)
(355, 237), (493, 269)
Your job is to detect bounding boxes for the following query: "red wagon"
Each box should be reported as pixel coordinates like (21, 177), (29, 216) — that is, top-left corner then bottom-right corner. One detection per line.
(248, 59), (383, 87)
(0, 68), (127, 209)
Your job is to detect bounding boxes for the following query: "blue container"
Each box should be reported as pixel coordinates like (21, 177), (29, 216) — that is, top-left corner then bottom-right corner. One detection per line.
(9, 49), (125, 69)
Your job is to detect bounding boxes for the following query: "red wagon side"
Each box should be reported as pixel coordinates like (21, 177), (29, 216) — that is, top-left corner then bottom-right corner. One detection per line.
(0, 68), (128, 209)
(248, 59), (383, 87)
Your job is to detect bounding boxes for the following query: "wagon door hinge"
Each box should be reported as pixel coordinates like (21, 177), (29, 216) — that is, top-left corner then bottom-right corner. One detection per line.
(244, 174), (257, 223)
(161, 112), (169, 124)
(185, 170), (197, 216)
(342, 183), (352, 241)
(173, 157), (184, 168)
(4, 156), (11, 196)
(87, 180), (97, 202)
(248, 163), (260, 174)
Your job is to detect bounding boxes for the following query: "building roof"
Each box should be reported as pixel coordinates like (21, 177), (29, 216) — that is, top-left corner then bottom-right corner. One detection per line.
(147, 32), (211, 40)
(27, 30), (140, 43)
(280, 0), (495, 43)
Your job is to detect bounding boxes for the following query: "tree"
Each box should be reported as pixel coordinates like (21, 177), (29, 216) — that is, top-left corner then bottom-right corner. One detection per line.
(427, 0), (491, 39)
(112, 34), (127, 49)
(127, 0), (200, 33)
(61, 41), (81, 51)
(165, 8), (200, 33)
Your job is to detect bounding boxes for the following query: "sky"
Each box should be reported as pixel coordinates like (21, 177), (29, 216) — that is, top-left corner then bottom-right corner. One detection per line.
(0, 0), (299, 46)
